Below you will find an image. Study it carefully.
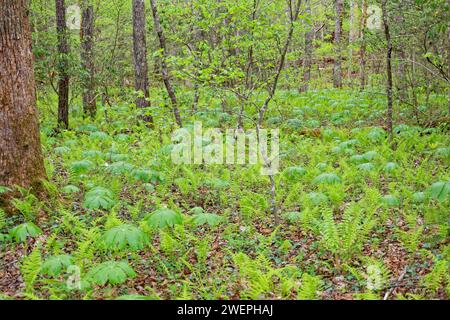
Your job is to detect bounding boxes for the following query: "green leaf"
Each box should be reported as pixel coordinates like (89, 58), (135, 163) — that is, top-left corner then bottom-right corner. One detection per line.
(41, 254), (73, 276)
(144, 208), (183, 228)
(61, 185), (80, 194)
(427, 180), (450, 202)
(191, 212), (224, 227)
(9, 222), (42, 243)
(102, 224), (148, 251)
(70, 160), (94, 174)
(283, 166), (307, 181)
(412, 192), (426, 203)
(357, 162), (375, 172)
(381, 195), (401, 207)
(83, 187), (115, 210)
(313, 173), (342, 185)
(383, 162), (398, 173)
(87, 261), (136, 286)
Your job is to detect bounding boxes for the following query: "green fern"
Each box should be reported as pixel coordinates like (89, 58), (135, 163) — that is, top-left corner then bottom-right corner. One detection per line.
(21, 246), (42, 294)
(297, 274), (322, 300)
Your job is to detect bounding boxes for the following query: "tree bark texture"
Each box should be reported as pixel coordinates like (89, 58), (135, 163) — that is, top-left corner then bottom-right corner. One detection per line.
(333, 0), (343, 88)
(0, 0), (46, 193)
(81, 0), (96, 119)
(56, 0), (70, 129)
(132, 0), (153, 126)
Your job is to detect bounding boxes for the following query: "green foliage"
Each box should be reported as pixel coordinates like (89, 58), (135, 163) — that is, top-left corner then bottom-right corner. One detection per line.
(41, 254), (74, 277)
(312, 173), (342, 185)
(427, 180), (450, 202)
(297, 274), (323, 300)
(9, 222), (42, 243)
(21, 246), (42, 293)
(101, 224), (148, 251)
(83, 187), (115, 210)
(190, 207), (224, 227)
(144, 208), (183, 228)
(87, 261), (136, 286)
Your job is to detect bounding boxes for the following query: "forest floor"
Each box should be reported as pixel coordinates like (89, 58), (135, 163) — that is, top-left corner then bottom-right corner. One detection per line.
(0, 88), (449, 300)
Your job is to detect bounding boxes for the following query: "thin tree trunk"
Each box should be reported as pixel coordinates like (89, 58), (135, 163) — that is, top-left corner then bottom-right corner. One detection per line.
(258, 0), (302, 126)
(381, 0), (393, 143)
(333, 0), (343, 88)
(300, 0), (313, 93)
(395, 9), (407, 102)
(55, 0), (70, 129)
(149, 0), (183, 127)
(132, 0), (153, 125)
(0, 0), (46, 196)
(359, 0), (367, 90)
(81, 0), (96, 119)
(347, 0), (358, 84)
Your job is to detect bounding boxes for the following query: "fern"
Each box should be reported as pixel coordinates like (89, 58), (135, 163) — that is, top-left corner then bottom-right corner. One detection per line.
(21, 246), (42, 294)
(297, 274), (322, 300)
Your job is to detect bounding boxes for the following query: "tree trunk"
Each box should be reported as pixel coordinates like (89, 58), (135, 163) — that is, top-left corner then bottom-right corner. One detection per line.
(448, 1), (450, 114)
(347, 0), (358, 84)
(149, 0), (183, 127)
(0, 0), (46, 195)
(359, 0), (367, 90)
(55, 0), (70, 129)
(81, 0), (96, 119)
(300, 0), (313, 93)
(132, 0), (153, 125)
(333, 0), (344, 88)
(381, 0), (393, 143)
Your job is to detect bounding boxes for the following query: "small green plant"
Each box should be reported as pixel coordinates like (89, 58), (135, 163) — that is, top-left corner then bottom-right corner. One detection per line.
(144, 208), (183, 228)
(87, 261), (136, 286)
(101, 224), (148, 251)
(9, 222), (42, 243)
(41, 254), (74, 277)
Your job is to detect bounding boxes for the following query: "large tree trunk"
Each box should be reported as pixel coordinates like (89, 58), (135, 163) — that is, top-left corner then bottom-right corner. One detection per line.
(300, 0), (313, 93)
(359, 0), (367, 90)
(132, 0), (153, 125)
(55, 0), (70, 129)
(0, 0), (46, 195)
(81, 0), (96, 119)
(333, 0), (344, 88)
(381, 0), (393, 143)
(150, 0), (183, 127)
(448, 1), (450, 114)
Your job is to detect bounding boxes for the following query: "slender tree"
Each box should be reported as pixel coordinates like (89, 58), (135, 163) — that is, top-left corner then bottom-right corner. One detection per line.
(132, 0), (153, 125)
(81, 0), (96, 118)
(150, 0), (183, 127)
(300, 0), (313, 93)
(359, 0), (367, 90)
(55, 0), (70, 129)
(0, 0), (46, 195)
(381, 0), (393, 142)
(333, 0), (344, 88)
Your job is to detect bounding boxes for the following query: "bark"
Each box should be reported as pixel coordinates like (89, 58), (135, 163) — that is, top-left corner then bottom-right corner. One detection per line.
(359, 0), (367, 90)
(55, 0), (70, 129)
(0, 0), (46, 194)
(381, 0), (393, 143)
(149, 0), (183, 127)
(81, 0), (96, 119)
(347, 0), (358, 83)
(258, 0), (302, 126)
(333, 0), (344, 88)
(395, 10), (407, 102)
(300, 0), (313, 93)
(132, 0), (153, 125)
